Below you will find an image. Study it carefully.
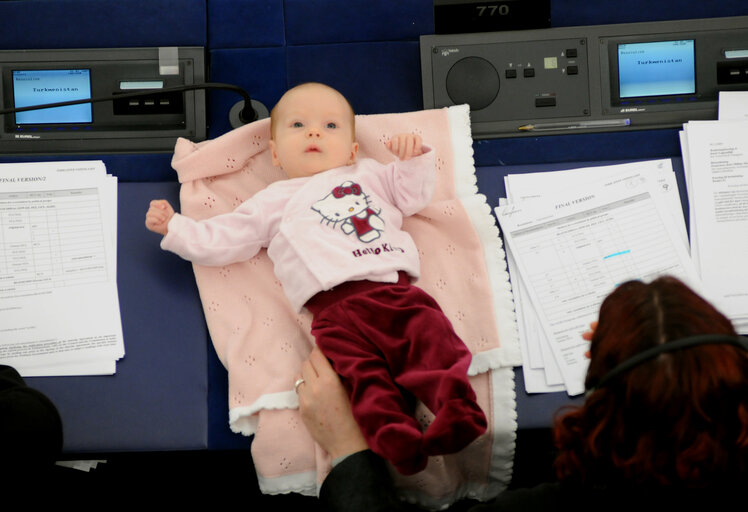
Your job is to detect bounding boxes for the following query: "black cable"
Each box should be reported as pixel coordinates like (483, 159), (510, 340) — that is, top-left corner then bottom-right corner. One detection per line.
(0, 82), (258, 124)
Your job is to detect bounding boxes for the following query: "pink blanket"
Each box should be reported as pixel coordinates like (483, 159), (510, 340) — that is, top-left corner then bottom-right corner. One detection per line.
(171, 105), (520, 508)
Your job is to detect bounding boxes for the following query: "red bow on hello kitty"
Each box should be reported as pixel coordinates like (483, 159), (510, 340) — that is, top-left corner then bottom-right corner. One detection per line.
(332, 183), (362, 198)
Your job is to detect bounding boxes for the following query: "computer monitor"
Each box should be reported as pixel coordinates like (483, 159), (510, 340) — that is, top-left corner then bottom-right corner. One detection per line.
(12, 69), (93, 125)
(617, 40), (696, 99)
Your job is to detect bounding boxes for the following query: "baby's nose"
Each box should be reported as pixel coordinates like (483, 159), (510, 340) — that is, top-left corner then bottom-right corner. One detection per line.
(306, 127), (321, 138)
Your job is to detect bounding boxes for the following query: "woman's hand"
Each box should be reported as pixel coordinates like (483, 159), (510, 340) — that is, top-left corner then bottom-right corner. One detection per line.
(297, 347), (368, 460)
(582, 321), (598, 358)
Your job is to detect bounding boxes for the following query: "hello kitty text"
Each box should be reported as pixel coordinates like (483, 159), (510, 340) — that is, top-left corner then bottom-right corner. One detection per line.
(351, 243), (406, 258)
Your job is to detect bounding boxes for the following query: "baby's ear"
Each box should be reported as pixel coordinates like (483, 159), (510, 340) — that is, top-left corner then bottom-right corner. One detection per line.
(269, 140), (281, 167)
(348, 142), (359, 165)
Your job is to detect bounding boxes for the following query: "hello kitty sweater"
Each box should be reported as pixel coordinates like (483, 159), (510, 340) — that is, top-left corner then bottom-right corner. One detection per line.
(161, 146), (435, 312)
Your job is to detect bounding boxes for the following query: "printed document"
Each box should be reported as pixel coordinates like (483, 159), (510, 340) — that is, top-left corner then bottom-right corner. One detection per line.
(681, 120), (748, 331)
(502, 160), (689, 393)
(497, 169), (701, 395)
(0, 161), (124, 376)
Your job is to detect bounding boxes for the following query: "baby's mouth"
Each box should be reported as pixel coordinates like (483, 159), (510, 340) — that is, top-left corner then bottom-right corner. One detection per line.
(305, 145), (321, 153)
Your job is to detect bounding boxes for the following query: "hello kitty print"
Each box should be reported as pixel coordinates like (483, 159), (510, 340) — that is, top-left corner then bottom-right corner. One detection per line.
(312, 181), (385, 243)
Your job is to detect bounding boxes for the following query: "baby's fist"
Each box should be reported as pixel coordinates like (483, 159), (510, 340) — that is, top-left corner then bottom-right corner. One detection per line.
(145, 199), (175, 236)
(387, 133), (423, 161)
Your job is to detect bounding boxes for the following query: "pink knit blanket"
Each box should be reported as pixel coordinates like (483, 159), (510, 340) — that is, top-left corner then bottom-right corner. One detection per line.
(171, 105), (520, 508)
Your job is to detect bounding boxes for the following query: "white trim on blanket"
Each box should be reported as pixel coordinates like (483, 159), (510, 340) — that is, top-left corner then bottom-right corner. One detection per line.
(257, 470), (318, 497)
(229, 391), (299, 436)
(469, 347), (518, 376)
(448, 105), (522, 368)
(486, 366), (517, 494)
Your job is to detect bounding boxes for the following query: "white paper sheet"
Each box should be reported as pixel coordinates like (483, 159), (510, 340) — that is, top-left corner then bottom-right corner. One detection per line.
(502, 160), (689, 393)
(505, 159), (686, 246)
(718, 91), (748, 121)
(682, 120), (748, 329)
(0, 161), (123, 376)
(498, 174), (702, 395)
(504, 242), (565, 393)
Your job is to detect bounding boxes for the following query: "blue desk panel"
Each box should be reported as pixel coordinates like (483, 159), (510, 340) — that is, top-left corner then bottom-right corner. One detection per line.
(27, 182), (209, 453)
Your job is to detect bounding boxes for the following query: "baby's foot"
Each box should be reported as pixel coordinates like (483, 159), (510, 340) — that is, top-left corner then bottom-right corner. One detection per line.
(422, 399), (487, 455)
(372, 422), (427, 475)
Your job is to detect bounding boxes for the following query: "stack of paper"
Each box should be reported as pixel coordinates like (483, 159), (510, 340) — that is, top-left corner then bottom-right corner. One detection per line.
(679, 91), (748, 333)
(496, 160), (704, 395)
(0, 161), (124, 376)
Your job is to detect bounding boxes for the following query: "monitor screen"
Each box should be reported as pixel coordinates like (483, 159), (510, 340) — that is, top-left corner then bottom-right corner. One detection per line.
(617, 40), (696, 98)
(12, 69), (93, 124)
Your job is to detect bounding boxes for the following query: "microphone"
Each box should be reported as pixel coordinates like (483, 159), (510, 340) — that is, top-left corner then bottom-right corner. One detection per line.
(0, 82), (268, 129)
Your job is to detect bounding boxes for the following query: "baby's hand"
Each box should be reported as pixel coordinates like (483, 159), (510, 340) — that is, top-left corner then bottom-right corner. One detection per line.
(145, 199), (175, 236)
(387, 133), (423, 161)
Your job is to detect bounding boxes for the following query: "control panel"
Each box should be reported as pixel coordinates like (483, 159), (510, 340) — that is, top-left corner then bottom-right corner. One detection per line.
(0, 47), (206, 153)
(421, 16), (748, 137)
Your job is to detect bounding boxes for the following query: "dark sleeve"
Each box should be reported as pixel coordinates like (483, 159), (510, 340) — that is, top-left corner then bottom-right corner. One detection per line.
(0, 365), (63, 467)
(319, 451), (565, 512)
(319, 450), (418, 512)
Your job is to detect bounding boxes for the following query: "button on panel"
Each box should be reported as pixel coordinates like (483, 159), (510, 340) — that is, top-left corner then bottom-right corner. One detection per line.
(535, 97), (556, 107)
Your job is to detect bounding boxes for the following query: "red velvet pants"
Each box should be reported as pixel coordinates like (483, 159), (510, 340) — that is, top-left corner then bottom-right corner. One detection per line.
(306, 273), (487, 475)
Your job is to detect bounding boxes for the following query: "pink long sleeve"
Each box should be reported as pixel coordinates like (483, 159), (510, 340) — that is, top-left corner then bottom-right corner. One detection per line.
(161, 186), (286, 267)
(386, 146), (436, 217)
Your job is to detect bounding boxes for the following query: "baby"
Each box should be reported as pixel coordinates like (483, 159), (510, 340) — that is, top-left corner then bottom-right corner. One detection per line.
(145, 82), (486, 475)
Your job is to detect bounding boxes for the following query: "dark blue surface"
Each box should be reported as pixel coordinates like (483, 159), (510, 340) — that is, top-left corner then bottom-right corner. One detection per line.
(284, 0), (434, 45)
(207, 342), (252, 450)
(472, 128), (684, 167)
(27, 182), (209, 453)
(0, 0), (206, 49)
(207, 48), (287, 138)
(208, 0), (286, 49)
(286, 42), (424, 116)
(513, 368), (583, 428)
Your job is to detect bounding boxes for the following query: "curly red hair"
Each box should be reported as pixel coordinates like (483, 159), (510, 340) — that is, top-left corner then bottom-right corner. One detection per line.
(553, 276), (748, 487)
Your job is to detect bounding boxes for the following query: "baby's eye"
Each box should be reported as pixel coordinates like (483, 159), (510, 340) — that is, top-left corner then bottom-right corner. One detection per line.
(292, 121), (304, 128)
(326, 122), (337, 129)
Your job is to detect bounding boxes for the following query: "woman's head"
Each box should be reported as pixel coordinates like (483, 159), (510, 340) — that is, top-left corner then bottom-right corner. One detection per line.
(554, 276), (748, 487)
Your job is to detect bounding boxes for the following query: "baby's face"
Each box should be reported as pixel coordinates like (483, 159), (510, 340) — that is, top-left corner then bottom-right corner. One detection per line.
(269, 85), (359, 179)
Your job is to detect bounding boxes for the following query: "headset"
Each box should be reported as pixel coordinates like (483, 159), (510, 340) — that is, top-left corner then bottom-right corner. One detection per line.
(586, 334), (748, 395)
